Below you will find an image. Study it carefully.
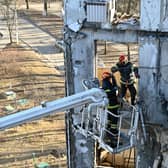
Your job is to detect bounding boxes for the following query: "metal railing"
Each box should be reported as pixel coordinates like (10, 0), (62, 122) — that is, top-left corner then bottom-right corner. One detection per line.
(0, 77), (145, 155)
(77, 100), (140, 153)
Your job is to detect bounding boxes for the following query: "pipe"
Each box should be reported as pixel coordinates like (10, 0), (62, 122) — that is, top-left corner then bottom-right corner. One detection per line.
(139, 106), (147, 141)
(0, 88), (108, 131)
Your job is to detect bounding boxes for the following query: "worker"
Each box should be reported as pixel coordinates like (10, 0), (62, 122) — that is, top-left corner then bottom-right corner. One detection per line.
(101, 71), (120, 147)
(111, 55), (139, 105)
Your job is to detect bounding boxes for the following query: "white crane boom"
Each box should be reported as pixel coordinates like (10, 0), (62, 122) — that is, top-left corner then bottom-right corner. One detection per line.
(0, 88), (108, 131)
(0, 78), (145, 154)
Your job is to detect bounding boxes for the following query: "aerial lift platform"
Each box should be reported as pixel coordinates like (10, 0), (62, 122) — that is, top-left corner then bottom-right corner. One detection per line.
(0, 79), (146, 165)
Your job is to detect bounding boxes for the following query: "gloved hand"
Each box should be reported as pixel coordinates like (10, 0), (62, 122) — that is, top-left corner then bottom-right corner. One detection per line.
(111, 66), (118, 73)
(135, 73), (140, 79)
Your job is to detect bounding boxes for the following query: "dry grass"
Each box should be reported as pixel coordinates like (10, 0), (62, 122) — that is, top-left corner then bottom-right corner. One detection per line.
(0, 46), (66, 168)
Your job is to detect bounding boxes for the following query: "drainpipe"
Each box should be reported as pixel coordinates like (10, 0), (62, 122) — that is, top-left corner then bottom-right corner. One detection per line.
(156, 31), (161, 95)
(64, 25), (75, 168)
(63, 1), (74, 167)
(127, 43), (130, 61)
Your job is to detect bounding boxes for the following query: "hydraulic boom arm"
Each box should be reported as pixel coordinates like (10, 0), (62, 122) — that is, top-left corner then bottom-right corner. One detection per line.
(0, 78), (144, 154)
(0, 88), (108, 131)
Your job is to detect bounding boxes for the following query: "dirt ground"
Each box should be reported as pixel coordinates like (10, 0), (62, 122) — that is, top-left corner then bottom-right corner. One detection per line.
(0, 1), (66, 167)
(0, 46), (66, 168)
(19, 0), (63, 40)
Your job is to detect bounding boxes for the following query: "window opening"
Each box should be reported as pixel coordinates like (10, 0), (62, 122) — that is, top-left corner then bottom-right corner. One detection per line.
(94, 40), (139, 167)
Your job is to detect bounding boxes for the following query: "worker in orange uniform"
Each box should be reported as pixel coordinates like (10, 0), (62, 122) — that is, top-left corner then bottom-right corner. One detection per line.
(111, 55), (140, 105)
(101, 71), (120, 147)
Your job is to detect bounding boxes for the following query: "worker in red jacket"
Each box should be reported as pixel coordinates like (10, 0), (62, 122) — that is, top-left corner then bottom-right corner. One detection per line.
(101, 71), (120, 147)
(111, 55), (140, 105)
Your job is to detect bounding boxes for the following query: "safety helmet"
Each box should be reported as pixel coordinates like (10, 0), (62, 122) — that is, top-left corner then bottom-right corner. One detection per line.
(102, 71), (111, 79)
(119, 55), (126, 63)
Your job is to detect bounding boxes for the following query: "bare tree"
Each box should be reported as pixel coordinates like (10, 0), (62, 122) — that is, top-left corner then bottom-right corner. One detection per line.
(43, 0), (48, 16)
(25, 0), (29, 9)
(127, 0), (131, 14)
(0, 0), (15, 43)
(0, 0), (21, 44)
(116, 0), (139, 15)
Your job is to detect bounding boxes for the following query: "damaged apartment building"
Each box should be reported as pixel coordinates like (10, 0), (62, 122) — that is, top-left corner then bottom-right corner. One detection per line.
(63, 0), (168, 167)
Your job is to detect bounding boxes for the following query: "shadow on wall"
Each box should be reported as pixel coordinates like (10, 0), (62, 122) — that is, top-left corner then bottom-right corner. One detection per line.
(36, 45), (60, 54)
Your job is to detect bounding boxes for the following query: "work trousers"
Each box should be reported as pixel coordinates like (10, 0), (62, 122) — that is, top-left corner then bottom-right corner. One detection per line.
(104, 106), (119, 147)
(121, 83), (137, 105)
(106, 107), (119, 137)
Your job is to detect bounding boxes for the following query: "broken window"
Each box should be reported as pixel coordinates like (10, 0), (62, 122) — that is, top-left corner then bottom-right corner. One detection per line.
(94, 40), (139, 167)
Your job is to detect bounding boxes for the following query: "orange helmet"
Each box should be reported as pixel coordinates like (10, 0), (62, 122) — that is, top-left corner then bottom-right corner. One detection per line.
(102, 71), (111, 79)
(119, 55), (126, 63)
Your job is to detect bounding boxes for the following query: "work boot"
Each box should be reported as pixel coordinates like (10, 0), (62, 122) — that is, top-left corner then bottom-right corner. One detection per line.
(104, 138), (117, 148)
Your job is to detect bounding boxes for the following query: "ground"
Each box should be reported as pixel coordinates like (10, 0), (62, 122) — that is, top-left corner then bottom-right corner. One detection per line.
(0, 46), (66, 168)
(0, 1), (66, 167)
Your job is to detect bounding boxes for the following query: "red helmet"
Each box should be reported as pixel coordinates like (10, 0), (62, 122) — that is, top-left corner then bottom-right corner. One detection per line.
(119, 55), (126, 63)
(102, 71), (111, 79)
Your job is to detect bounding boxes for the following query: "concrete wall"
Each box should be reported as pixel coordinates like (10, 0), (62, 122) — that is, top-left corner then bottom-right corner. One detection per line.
(69, 33), (96, 167)
(64, 28), (96, 168)
(140, 0), (161, 31)
(141, 0), (168, 31)
(160, 39), (168, 98)
(64, 0), (85, 26)
(139, 36), (168, 127)
(160, 39), (168, 124)
(71, 32), (95, 92)
(138, 1), (168, 166)
(63, 26), (138, 168)
(161, 0), (168, 31)
(64, 0), (168, 167)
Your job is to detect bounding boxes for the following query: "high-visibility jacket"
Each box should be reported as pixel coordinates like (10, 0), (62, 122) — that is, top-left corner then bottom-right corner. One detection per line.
(102, 76), (120, 132)
(102, 76), (119, 107)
